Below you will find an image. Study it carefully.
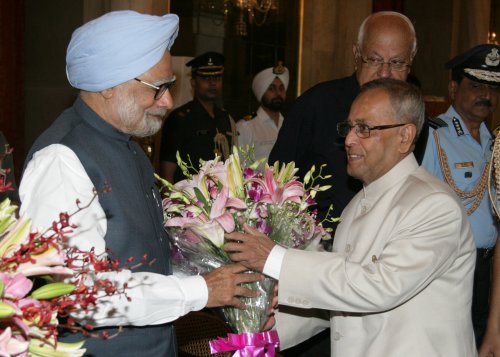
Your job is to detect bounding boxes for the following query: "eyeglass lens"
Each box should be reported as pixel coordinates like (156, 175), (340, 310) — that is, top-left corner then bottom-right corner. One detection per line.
(155, 79), (176, 100)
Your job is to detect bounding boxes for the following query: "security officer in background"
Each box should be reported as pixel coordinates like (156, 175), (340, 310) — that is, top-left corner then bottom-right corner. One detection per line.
(422, 43), (500, 349)
(159, 51), (238, 183)
(237, 62), (289, 169)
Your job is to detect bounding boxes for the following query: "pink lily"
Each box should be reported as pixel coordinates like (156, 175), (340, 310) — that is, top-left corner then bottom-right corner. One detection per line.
(165, 211), (208, 228)
(0, 273), (32, 300)
(250, 168), (305, 206)
(0, 327), (29, 356)
(210, 187), (246, 233)
(16, 246), (74, 277)
(200, 158), (228, 187)
(174, 158), (228, 204)
(185, 220), (225, 248)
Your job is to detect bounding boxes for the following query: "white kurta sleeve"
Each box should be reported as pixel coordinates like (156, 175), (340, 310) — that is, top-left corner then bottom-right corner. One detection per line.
(19, 144), (208, 327)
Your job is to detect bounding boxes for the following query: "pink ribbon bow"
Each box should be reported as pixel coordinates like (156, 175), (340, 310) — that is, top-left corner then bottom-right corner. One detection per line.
(209, 330), (280, 357)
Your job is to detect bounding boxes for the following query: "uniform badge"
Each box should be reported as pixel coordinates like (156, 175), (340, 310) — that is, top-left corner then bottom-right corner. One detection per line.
(452, 117), (465, 136)
(273, 61), (285, 75)
(485, 48), (500, 67)
(455, 162), (474, 169)
(242, 112), (256, 121)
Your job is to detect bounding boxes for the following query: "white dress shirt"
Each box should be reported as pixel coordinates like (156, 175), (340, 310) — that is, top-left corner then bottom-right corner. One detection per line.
(20, 144), (208, 327)
(237, 106), (283, 167)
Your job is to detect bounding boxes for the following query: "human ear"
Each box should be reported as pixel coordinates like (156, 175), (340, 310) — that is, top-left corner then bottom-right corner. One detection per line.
(399, 124), (417, 154)
(352, 44), (359, 70)
(448, 81), (458, 100)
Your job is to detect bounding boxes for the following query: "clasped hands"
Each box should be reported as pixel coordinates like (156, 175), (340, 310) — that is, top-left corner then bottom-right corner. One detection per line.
(224, 224), (276, 273)
(202, 225), (277, 329)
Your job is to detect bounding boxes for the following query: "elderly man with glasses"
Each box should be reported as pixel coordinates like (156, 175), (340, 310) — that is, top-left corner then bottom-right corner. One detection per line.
(226, 78), (477, 357)
(269, 11), (423, 240)
(19, 11), (262, 357)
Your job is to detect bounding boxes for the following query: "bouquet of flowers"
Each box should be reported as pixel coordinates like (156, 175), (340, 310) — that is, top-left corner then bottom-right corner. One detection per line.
(157, 147), (335, 356)
(0, 195), (133, 357)
(0, 145), (130, 357)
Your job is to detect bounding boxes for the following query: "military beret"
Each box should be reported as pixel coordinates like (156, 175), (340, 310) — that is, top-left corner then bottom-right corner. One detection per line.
(186, 51), (224, 76)
(446, 44), (500, 86)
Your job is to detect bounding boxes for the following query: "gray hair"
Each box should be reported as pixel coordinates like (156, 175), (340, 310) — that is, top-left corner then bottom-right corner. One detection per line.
(360, 78), (425, 139)
(357, 11), (417, 58)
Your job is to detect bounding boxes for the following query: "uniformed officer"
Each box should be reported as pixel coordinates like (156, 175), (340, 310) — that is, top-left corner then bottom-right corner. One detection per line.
(159, 51), (238, 183)
(237, 62), (289, 169)
(422, 43), (500, 348)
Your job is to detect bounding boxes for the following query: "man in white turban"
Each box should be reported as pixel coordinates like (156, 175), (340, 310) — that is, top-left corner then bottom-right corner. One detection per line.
(19, 10), (261, 357)
(237, 62), (289, 167)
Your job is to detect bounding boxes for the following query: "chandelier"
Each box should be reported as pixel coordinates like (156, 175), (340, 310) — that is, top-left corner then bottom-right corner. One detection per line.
(200, 0), (279, 36)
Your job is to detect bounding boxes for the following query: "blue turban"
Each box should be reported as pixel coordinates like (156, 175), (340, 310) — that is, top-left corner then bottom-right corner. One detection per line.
(66, 10), (179, 91)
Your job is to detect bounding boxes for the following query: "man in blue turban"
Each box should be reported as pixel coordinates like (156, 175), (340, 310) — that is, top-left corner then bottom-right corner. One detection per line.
(19, 10), (261, 356)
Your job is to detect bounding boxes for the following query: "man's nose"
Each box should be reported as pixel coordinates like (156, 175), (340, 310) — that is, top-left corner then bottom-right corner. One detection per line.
(344, 126), (358, 146)
(377, 62), (392, 78)
(157, 89), (174, 109)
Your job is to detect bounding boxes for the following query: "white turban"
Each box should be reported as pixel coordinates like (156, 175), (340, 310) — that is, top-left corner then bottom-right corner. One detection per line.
(252, 64), (289, 102)
(66, 11), (179, 92)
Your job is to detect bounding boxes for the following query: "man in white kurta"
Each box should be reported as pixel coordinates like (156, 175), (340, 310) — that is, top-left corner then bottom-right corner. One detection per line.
(237, 63), (289, 167)
(226, 78), (477, 356)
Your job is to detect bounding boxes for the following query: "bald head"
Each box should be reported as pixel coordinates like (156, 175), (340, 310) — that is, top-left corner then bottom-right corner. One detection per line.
(358, 12), (417, 58)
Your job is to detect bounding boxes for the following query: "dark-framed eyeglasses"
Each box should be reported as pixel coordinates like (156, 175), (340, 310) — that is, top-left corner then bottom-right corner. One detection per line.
(134, 76), (176, 100)
(337, 121), (407, 138)
(357, 50), (411, 71)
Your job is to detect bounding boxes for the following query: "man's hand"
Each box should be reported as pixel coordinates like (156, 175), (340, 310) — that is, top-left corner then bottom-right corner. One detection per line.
(203, 263), (262, 309)
(224, 224), (275, 272)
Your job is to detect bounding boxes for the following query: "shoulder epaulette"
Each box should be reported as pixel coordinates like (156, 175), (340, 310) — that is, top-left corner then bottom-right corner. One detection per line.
(242, 112), (257, 121)
(427, 117), (448, 130)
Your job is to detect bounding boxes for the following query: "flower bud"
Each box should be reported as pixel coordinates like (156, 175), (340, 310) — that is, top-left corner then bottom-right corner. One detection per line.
(0, 301), (15, 318)
(30, 282), (76, 300)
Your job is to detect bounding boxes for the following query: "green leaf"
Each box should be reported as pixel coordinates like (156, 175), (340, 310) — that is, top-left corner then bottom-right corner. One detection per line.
(193, 187), (209, 208)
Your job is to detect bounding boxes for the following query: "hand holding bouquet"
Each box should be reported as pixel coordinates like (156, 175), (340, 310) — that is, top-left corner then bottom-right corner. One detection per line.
(157, 147), (334, 355)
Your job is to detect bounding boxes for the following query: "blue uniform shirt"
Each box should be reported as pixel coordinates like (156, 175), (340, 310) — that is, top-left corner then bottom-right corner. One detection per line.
(422, 106), (497, 248)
